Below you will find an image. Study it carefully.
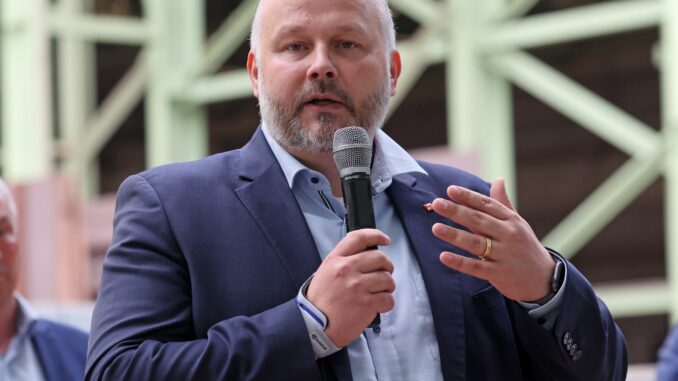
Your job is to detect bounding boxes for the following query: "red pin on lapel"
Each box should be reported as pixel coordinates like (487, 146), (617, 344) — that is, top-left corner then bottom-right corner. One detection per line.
(422, 203), (434, 212)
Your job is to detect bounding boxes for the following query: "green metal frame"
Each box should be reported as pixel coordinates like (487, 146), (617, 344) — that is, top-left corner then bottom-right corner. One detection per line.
(1, 0), (676, 321)
(1, 0), (53, 183)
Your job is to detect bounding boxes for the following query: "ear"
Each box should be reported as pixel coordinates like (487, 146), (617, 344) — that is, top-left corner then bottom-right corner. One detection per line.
(389, 50), (402, 97)
(247, 51), (260, 98)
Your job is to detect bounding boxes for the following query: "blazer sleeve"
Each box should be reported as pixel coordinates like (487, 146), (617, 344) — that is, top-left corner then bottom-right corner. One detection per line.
(657, 324), (678, 381)
(508, 260), (628, 380)
(85, 174), (321, 381)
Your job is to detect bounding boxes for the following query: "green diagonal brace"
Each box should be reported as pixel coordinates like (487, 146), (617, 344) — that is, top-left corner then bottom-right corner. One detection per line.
(490, 51), (660, 158)
(485, 0), (661, 51)
(662, 0), (678, 322)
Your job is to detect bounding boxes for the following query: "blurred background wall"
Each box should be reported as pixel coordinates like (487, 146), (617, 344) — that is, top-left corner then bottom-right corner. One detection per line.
(0, 0), (675, 377)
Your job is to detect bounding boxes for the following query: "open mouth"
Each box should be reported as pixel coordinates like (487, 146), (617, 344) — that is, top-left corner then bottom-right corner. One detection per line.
(303, 93), (344, 108)
(309, 99), (340, 106)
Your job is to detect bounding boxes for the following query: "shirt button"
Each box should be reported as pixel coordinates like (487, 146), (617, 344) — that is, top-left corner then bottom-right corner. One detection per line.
(311, 177), (319, 184)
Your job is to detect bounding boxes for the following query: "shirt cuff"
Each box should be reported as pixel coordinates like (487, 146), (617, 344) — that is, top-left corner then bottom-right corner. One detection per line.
(296, 275), (341, 359)
(517, 253), (568, 331)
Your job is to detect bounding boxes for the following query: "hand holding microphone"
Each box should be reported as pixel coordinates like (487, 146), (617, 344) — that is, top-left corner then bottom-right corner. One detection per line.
(305, 127), (394, 347)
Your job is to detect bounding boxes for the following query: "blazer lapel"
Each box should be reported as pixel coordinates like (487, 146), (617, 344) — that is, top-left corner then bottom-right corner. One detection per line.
(234, 128), (321, 289)
(234, 128), (351, 380)
(387, 174), (467, 381)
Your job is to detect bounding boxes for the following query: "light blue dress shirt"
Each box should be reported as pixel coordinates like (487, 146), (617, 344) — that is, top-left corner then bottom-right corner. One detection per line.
(261, 124), (566, 380)
(0, 293), (46, 381)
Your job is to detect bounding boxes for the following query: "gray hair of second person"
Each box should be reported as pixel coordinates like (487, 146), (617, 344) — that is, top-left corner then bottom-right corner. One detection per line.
(0, 178), (18, 232)
(249, 0), (397, 55)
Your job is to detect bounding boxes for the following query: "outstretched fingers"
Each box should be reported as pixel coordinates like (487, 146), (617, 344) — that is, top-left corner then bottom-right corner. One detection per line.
(446, 185), (513, 221)
(432, 223), (495, 260)
(439, 251), (494, 280)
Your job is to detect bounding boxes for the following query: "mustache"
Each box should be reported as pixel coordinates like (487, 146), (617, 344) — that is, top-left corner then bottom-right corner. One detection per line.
(293, 81), (356, 115)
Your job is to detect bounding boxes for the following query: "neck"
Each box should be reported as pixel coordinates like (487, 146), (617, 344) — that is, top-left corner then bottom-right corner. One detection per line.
(0, 295), (17, 354)
(287, 148), (343, 197)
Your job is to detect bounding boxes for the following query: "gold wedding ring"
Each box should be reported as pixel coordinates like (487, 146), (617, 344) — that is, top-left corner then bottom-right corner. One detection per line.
(480, 237), (492, 260)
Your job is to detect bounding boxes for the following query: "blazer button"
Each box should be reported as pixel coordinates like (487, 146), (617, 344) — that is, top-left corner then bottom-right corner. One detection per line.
(563, 332), (572, 345)
(573, 350), (583, 361)
(569, 344), (578, 356)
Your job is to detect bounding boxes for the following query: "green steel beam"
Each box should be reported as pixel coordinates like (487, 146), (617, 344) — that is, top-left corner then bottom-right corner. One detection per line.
(542, 149), (663, 258)
(662, 0), (678, 322)
(494, 0), (541, 20)
(490, 51), (661, 159)
(482, 63), (515, 197)
(143, 0), (207, 167)
(449, 0), (482, 153)
(594, 279), (671, 318)
(55, 0), (98, 197)
(449, 0), (517, 198)
(179, 69), (251, 105)
(194, 0), (258, 76)
(1, 0), (53, 182)
(48, 12), (149, 45)
(64, 54), (147, 175)
(482, 0), (517, 200)
(387, 30), (440, 117)
(388, 0), (440, 26)
(425, 33), (448, 65)
(484, 0), (661, 52)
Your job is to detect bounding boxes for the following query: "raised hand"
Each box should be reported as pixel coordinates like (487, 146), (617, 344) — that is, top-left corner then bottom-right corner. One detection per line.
(306, 229), (395, 347)
(431, 178), (556, 302)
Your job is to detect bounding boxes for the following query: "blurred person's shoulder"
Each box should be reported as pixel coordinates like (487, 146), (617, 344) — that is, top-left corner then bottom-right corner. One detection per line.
(30, 318), (88, 344)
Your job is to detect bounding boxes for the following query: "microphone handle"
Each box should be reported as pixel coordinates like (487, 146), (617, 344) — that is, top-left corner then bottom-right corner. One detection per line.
(366, 243), (380, 329)
(341, 174), (381, 330)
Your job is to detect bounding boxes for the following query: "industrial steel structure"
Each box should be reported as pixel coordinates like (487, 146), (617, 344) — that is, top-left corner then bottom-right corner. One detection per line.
(0, 0), (675, 323)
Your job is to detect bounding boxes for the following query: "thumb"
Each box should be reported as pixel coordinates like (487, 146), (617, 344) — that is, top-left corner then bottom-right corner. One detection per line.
(490, 177), (516, 211)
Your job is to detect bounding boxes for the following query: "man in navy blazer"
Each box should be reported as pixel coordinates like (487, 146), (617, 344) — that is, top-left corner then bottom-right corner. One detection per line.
(0, 178), (88, 381)
(86, 0), (627, 379)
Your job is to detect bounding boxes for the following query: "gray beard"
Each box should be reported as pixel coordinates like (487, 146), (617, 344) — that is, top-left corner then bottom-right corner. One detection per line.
(258, 73), (391, 153)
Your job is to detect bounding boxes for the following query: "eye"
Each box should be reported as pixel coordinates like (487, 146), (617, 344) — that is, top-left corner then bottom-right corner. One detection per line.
(338, 41), (357, 49)
(287, 43), (305, 52)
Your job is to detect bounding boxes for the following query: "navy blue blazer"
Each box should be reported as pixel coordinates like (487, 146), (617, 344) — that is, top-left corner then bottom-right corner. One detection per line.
(30, 319), (88, 381)
(658, 324), (678, 380)
(86, 128), (627, 380)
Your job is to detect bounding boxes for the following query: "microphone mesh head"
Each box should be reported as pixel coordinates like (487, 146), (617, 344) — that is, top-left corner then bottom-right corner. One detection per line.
(333, 127), (372, 177)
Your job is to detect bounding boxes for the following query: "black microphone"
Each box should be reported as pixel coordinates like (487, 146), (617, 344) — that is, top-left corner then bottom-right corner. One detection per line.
(332, 126), (380, 330)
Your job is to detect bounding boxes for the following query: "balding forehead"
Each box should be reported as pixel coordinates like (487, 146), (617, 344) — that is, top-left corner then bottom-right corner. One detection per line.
(251, 0), (395, 52)
(258, 0), (380, 20)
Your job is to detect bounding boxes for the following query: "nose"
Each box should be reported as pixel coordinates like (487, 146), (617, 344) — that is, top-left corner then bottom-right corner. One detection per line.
(307, 45), (337, 81)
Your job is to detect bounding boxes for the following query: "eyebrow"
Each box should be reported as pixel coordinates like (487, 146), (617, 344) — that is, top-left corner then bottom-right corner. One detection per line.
(334, 24), (368, 35)
(274, 25), (304, 38)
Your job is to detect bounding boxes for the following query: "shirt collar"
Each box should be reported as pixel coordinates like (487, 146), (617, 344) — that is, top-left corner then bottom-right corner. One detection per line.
(261, 123), (427, 193)
(14, 292), (37, 339)
(261, 124), (313, 189)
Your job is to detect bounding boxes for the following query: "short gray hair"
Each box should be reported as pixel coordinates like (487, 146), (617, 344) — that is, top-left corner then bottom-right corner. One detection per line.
(0, 178), (18, 231)
(249, 0), (396, 55)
